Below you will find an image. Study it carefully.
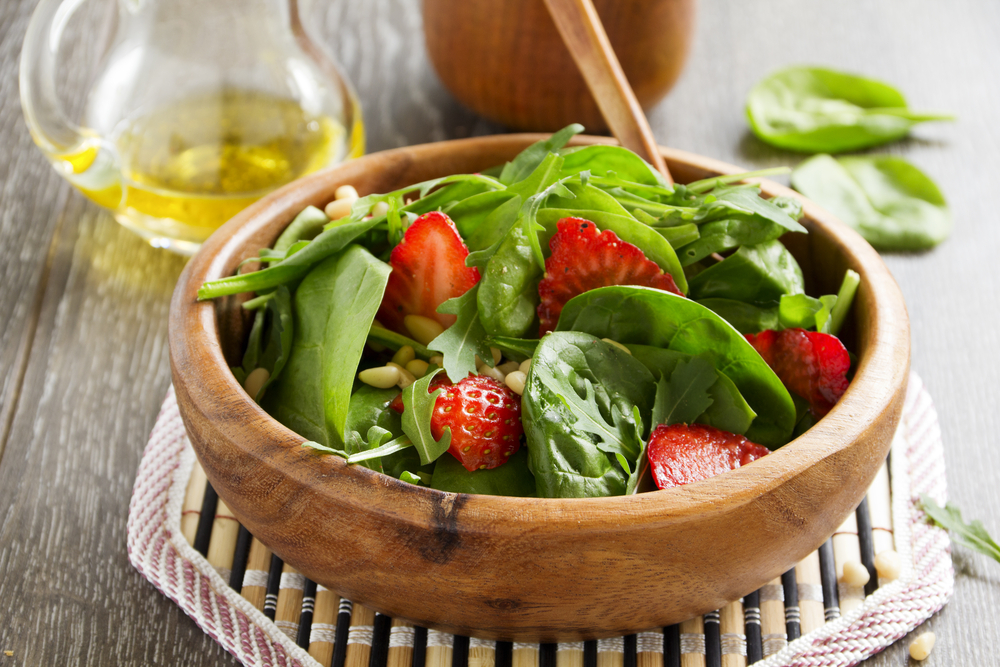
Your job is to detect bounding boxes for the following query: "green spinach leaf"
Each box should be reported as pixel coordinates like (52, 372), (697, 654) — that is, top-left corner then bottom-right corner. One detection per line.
(483, 336), (539, 362)
(478, 224), (544, 338)
(791, 154), (952, 251)
(746, 66), (954, 153)
(687, 240), (804, 305)
(499, 124), (583, 185)
(522, 332), (655, 497)
(558, 144), (671, 188)
(274, 206), (328, 255)
(262, 245), (390, 448)
(696, 299), (780, 335)
(675, 217), (789, 267)
(556, 286), (796, 447)
(430, 447), (537, 497)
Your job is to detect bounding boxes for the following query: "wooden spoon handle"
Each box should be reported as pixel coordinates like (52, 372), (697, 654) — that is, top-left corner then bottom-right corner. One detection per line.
(543, 0), (673, 184)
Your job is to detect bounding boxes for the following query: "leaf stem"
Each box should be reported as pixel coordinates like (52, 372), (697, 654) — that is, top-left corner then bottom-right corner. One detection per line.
(828, 270), (860, 336)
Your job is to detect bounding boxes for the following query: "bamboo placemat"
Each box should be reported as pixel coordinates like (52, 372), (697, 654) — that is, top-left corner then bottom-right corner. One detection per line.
(127, 372), (953, 667)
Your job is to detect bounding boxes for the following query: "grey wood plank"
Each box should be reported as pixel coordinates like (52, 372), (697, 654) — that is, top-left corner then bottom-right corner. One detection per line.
(0, 0), (997, 665)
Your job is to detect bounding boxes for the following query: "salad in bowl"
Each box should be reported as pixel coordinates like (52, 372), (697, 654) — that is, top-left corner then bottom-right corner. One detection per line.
(198, 125), (860, 499)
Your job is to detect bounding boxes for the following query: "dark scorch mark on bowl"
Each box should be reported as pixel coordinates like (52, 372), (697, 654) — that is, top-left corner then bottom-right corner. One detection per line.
(419, 493), (469, 564)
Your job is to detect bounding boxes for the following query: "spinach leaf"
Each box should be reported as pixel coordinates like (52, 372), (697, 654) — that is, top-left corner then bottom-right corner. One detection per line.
(400, 368), (452, 465)
(558, 144), (671, 188)
(746, 66), (954, 153)
(274, 206), (328, 255)
(791, 154), (952, 251)
(499, 124), (583, 185)
(696, 298), (780, 335)
(428, 285), (492, 382)
(650, 355), (717, 428)
(251, 286), (294, 400)
(556, 286), (796, 447)
(430, 447), (537, 497)
(778, 293), (837, 332)
(478, 224), (544, 338)
(687, 240), (804, 305)
(675, 217), (789, 267)
(483, 335), (539, 362)
(457, 194), (522, 258)
(627, 344), (756, 435)
(522, 333), (655, 497)
(198, 217), (383, 299)
(262, 245), (390, 448)
(707, 187), (807, 234)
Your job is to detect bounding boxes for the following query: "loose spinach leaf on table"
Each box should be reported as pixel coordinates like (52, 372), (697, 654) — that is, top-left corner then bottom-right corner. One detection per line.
(628, 344), (756, 435)
(746, 66), (954, 153)
(687, 240), (804, 305)
(261, 245), (390, 448)
(400, 368), (452, 465)
(522, 332), (655, 498)
(921, 495), (1000, 565)
(556, 286), (795, 447)
(430, 447), (537, 497)
(428, 284), (492, 381)
(792, 154), (952, 251)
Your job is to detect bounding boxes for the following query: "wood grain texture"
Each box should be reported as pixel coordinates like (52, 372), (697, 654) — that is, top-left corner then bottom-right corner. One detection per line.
(0, 0), (997, 663)
(422, 0), (694, 132)
(169, 135), (908, 640)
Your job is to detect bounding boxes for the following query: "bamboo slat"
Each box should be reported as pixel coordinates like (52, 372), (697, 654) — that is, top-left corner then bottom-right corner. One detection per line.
(274, 563), (305, 639)
(678, 616), (704, 667)
(180, 462), (208, 545)
(240, 537), (272, 611)
(307, 585), (340, 667)
(718, 601), (745, 667)
(794, 552), (825, 635)
(832, 513), (865, 614)
(205, 499), (240, 582)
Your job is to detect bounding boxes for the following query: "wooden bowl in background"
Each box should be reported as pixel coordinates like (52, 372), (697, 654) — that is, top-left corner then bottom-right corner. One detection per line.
(422, 0), (696, 131)
(168, 135), (909, 640)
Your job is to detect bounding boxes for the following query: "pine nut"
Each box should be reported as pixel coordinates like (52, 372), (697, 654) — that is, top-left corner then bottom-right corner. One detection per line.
(909, 632), (935, 661)
(504, 371), (527, 395)
(602, 338), (632, 354)
(519, 359), (531, 374)
(335, 185), (359, 201)
(406, 359), (430, 377)
(497, 361), (520, 374)
(372, 201), (390, 218)
(490, 347), (502, 365)
(874, 549), (903, 581)
(244, 368), (270, 400)
(392, 345), (415, 366)
(429, 355), (444, 366)
(478, 364), (505, 383)
(387, 362), (417, 387)
(404, 315), (444, 346)
(324, 197), (354, 221)
(358, 365), (401, 389)
(840, 560), (871, 587)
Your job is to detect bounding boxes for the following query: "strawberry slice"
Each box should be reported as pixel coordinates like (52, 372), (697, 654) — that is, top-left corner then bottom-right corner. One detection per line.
(377, 211), (480, 333)
(391, 375), (523, 471)
(647, 423), (769, 489)
(537, 218), (682, 335)
(745, 328), (850, 417)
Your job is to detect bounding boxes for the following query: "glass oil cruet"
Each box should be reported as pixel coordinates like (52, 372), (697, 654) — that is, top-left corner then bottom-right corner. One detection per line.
(21, 0), (364, 255)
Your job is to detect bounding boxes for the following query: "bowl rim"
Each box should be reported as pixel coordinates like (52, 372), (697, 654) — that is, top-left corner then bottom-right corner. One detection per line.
(169, 133), (910, 533)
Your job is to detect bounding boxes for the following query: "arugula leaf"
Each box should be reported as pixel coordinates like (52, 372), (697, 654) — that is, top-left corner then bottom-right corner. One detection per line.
(710, 187), (807, 235)
(483, 336), (539, 363)
(624, 406), (648, 495)
(461, 195), (522, 266)
(499, 124), (584, 185)
(429, 285), (492, 382)
(302, 440), (347, 457)
(792, 154), (952, 251)
(921, 495), (1000, 564)
(345, 425), (395, 473)
(651, 355), (716, 427)
(522, 333), (655, 497)
(746, 66), (954, 153)
(262, 245), (390, 449)
(401, 368), (452, 465)
(346, 433), (414, 465)
(557, 286), (795, 447)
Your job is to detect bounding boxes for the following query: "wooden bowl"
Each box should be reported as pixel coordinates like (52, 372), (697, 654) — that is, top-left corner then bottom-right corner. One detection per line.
(169, 135), (909, 641)
(422, 0), (696, 132)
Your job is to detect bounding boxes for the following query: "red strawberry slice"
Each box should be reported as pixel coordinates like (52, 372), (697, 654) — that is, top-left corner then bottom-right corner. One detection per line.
(391, 375), (523, 472)
(537, 218), (682, 335)
(377, 211), (480, 334)
(647, 423), (769, 490)
(745, 328), (850, 417)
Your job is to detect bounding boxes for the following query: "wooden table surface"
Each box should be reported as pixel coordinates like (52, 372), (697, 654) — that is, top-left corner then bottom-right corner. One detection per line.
(1, 0), (998, 664)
